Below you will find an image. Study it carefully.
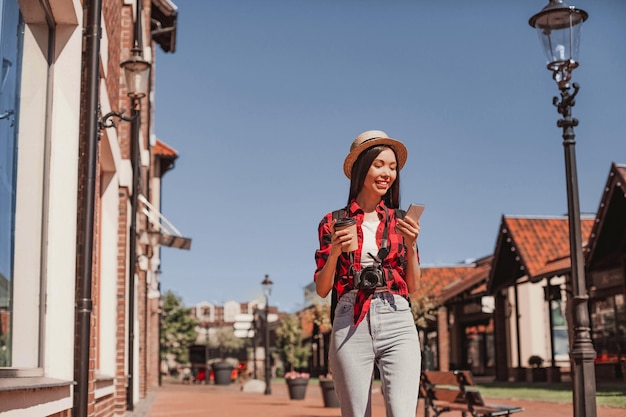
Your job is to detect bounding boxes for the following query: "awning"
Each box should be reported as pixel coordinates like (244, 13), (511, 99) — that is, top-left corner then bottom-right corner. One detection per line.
(139, 194), (191, 250)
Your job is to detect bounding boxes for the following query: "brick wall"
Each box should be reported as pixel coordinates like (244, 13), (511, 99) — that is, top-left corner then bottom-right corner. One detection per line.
(70, 0), (164, 415)
(147, 296), (161, 388)
(138, 267), (147, 398)
(115, 189), (129, 415)
(437, 306), (450, 371)
(94, 393), (115, 417)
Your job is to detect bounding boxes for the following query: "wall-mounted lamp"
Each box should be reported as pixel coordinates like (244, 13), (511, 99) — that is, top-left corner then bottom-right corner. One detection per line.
(98, 53), (151, 130)
(122, 52), (151, 100)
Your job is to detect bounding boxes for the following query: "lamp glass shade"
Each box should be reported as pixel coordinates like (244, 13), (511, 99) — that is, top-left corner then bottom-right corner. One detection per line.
(529, 1), (588, 70)
(261, 275), (273, 298)
(121, 55), (151, 99)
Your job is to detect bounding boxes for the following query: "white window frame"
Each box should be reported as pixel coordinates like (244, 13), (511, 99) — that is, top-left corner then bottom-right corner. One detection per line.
(1, 0), (81, 380)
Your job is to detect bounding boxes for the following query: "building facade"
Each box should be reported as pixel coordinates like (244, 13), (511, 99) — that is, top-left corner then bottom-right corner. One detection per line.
(585, 163), (626, 379)
(0, 1), (187, 416)
(187, 299), (281, 382)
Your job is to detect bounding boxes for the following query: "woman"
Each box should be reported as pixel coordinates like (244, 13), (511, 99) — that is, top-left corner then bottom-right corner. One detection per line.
(314, 130), (421, 417)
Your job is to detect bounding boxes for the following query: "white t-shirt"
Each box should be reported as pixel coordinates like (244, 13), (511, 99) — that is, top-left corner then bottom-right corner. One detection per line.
(360, 220), (380, 268)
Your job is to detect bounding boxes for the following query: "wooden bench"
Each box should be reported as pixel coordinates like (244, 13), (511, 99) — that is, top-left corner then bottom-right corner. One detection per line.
(420, 370), (524, 417)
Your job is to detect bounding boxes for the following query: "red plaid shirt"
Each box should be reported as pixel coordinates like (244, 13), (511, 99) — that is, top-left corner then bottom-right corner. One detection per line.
(314, 199), (419, 325)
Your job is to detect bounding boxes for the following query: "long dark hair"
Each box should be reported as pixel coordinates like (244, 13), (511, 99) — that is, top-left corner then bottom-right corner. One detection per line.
(348, 145), (401, 209)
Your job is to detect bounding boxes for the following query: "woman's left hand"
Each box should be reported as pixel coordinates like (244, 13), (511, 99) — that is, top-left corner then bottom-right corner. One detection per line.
(396, 216), (420, 248)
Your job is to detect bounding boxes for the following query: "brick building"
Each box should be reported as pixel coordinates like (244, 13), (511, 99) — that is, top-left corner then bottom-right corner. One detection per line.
(0, 1), (189, 416)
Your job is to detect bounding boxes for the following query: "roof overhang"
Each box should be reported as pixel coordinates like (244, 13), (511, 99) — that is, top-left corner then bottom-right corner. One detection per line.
(152, 0), (178, 53)
(487, 215), (595, 294)
(487, 218), (527, 294)
(153, 139), (178, 176)
(437, 256), (493, 302)
(585, 163), (626, 273)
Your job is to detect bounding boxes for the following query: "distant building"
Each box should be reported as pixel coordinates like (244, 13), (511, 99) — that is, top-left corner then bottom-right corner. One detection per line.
(187, 299), (285, 379)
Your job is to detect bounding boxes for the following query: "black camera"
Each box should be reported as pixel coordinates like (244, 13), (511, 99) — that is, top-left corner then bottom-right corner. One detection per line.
(354, 266), (386, 290)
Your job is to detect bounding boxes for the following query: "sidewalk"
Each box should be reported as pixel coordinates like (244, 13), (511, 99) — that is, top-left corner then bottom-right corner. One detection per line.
(128, 379), (624, 417)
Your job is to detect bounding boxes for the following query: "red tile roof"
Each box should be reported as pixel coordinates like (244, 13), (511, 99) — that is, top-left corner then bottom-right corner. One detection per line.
(153, 139), (178, 158)
(421, 265), (475, 296)
(489, 215), (595, 292)
(421, 256), (492, 302)
(438, 257), (492, 301)
(503, 216), (594, 279)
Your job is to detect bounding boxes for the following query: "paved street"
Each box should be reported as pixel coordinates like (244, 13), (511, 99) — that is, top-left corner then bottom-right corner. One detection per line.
(127, 379), (625, 417)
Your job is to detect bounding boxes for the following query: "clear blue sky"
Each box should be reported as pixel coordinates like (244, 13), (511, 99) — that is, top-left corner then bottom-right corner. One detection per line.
(153, 0), (626, 313)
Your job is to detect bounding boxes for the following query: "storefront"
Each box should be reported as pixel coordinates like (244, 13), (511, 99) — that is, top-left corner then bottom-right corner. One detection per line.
(421, 256), (495, 375)
(585, 163), (626, 379)
(488, 215), (595, 382)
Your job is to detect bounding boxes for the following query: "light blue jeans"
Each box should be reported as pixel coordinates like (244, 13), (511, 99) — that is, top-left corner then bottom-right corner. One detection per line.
(329, 291), (421, 417)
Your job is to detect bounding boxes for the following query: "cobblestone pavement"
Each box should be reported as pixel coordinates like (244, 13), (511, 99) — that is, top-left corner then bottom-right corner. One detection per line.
(127, 379), (624, 417)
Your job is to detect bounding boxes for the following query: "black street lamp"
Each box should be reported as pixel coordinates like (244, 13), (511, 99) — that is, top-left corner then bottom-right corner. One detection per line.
(529, 2), (597, 417)
(204, 322), (210, 384)
(261, 274), (274, 395)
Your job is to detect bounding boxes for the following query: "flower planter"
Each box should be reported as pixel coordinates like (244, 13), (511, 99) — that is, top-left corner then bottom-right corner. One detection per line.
(531, 367), (547, 382)
(212, 362), (234, 385)
(286, 377), (309, 400)
(547, 366), (561, 383)
(319, 379), (339, 408)
(514, 367), (527, 382)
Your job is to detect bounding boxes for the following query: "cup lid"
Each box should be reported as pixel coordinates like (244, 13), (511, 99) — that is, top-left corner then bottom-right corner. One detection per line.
(335, 217), (356, 227)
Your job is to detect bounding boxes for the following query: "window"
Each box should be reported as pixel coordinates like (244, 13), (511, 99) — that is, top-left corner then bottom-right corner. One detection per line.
(0, 0), (24, 368)
(592, 294), (626, 364)
(551, 299), (570, 360)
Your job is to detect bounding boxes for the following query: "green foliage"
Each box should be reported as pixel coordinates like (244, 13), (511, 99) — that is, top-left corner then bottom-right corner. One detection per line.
(208, 327), (244, 358)
(477, 382), (626, 409)
(0, 331), (9, 367)
(528, 355), (544, 367)
(311, 303), (331, 331)
(160, 291), (198, 364)
(410, 280), (440, 330)
(276, 313), (311, 373)
(300, 302), (331, 332)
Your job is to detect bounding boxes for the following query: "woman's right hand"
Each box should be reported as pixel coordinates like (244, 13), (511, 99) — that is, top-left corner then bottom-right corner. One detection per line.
(315, 220), (349, 298)
(330, 220), (355, 256)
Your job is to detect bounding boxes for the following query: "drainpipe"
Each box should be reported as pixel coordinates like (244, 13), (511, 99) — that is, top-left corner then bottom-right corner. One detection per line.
(75, 0), (103, 415)
(126, 0), (145, 410)
(126, 98), (140, 411)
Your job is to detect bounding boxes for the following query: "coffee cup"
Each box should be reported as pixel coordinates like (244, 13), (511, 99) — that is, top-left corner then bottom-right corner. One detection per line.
(334, 217), (358, 252)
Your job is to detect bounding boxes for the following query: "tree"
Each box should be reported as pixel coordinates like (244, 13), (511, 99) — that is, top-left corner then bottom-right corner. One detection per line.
(208, 327), (244, 359)
(160, 291), (198, 365)
(410, 280), (440, 331)
(276, 313), (311, 374)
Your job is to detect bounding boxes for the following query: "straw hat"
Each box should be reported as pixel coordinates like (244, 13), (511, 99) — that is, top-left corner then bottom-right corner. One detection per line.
(343, 130), (408, 179)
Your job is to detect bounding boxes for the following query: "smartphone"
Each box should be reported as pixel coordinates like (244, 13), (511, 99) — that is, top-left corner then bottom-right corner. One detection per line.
(405, 203), (425, 221)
